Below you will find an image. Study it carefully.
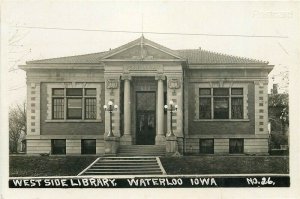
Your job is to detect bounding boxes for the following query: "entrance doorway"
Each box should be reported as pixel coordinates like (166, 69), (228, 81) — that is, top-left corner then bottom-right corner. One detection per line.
(136, 91), (156, 145)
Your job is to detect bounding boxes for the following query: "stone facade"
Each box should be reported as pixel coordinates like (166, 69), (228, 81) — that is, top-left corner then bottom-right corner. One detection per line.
(20, 36), (273, 155)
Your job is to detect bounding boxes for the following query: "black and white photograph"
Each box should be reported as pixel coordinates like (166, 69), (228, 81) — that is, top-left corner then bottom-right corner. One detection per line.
(1, 0), (299, 198)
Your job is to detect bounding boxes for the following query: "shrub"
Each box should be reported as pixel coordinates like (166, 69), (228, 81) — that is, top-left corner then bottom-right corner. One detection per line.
(269, 133), (288, 149)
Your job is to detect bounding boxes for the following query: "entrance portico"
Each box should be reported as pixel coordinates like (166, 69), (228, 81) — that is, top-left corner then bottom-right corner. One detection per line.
(102, 36), (185, 146)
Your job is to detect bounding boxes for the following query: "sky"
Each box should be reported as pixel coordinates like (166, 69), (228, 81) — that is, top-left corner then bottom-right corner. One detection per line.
(2, 1), (300, 106)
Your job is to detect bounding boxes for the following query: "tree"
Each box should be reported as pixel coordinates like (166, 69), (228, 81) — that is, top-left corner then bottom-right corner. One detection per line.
(9, 102), (26, 153)
(269, 93), (289, 134)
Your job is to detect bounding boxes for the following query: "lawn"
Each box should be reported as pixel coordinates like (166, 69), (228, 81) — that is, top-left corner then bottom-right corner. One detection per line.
(9, 155), (289, 177)
(9, 156), (97, 177)
(160, 156), (289, 175)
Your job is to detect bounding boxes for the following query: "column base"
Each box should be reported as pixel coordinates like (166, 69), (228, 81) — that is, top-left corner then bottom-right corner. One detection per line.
(120, 134), (133, 145)
(155, 135), (166, 145)
(104, 136), (119, 156)
(166, 135), (179, 156)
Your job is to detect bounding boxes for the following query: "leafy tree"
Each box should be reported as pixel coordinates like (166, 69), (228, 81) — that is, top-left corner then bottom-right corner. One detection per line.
(9, 102), (26, 153)
(269, 93), (289, 134)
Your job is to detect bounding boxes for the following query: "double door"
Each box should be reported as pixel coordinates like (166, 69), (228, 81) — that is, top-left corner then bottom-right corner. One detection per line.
(136, 91), (156, 145)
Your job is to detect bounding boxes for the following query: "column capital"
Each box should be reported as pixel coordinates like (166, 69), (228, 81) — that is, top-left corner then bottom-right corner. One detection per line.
(155, 74), (165, 81)
(121, 74), (132, 81)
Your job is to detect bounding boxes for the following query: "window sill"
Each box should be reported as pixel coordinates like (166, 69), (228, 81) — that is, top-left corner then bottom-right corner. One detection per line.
(194, 119), (250, 122)
(45, 119), (102, 123)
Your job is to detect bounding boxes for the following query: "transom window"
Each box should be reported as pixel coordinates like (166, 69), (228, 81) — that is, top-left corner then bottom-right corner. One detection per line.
(52, 88), (97, 120)
(199, 88), (243, 119)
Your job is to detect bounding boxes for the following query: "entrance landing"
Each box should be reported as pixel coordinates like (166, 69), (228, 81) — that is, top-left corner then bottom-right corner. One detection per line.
(118, 145), (166, 157)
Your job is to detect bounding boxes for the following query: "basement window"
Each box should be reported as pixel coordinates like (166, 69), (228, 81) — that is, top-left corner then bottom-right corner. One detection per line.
(81, 139), (96, 154)
(199, 139), (214, 154)
(229, 139), (244, 154)
(51, 139), (66, 155)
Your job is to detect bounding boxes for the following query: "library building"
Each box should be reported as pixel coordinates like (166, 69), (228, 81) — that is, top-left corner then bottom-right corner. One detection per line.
(20, 36), (273, 156)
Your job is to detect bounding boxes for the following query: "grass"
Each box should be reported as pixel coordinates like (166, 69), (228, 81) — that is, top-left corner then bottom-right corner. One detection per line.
(9, 156), (97, 177)
(160, 156), (289, 175)
(9, 155), (289, 177)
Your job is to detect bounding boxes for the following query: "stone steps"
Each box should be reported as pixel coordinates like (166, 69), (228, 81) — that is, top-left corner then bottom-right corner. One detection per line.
(78, 157), (166, 176)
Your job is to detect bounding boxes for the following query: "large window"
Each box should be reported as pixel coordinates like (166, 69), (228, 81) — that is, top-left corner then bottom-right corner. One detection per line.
(199, 88), (243, 119)
(81, 139), (96, 154)
(199, 139), (214, 154)
(51, 139), (66, 155)
(52, 88), (97, 120)
(229, 139), (244, 154)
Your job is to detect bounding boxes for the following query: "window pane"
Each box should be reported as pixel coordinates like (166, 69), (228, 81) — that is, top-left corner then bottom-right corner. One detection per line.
(68, 99), (82, 108)
(67, 99), (82, 119)
(213, 88), (229, 96)
(68, 109), (82, 119)
(199, 98), (211, 119)
(200, 139), (214, 154)
(199, 88), (211, 95)
(231, 88), (243, 95)
(85, 98), (96, 119)
(51, 139), (66, 154)
(214, 98), (229, 119)
(85, 88), (96, 96)
(229, 139), (244, 154)
(66, 88), (82, 96)
(52, 98), (64, 119)
(52, 88), (64, 96)
(232, 98), (243, 119)
(81, 139), (96, 154)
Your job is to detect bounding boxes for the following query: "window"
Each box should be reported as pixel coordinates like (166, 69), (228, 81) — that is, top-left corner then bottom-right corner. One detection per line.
(199, 88), (244, 119)
(52, 88), (97, 120)
(85, 98), (96, 119)
(51, 139), (66, 154)
(231, 88), (243, 119)
(199, 139), (214, 154)
(199, 89), (211, 119)
(229, 139), (244, 154)
(52, 89), (64, 119)
(52, 98), (64, 119)
(81, 139), (96, 154)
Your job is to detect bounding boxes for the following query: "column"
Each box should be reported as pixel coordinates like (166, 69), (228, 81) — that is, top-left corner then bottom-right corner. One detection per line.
(121, 75), (133, 145)
(155, 75), (166, 145)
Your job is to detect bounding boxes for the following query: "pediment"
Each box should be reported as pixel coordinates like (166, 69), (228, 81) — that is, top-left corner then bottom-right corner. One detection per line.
(102, 36), (184, 61)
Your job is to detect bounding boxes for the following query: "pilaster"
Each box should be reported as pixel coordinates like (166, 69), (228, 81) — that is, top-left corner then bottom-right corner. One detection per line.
(27, 82), (41, 136)
(166, 75), (183, 137)
(254, 80), (269, 134)
(104, 76), (121, 137)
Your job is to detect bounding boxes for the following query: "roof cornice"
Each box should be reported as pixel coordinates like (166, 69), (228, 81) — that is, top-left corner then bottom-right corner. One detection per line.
(188, 64), (274, 72)
(19, 64), (104, 71)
